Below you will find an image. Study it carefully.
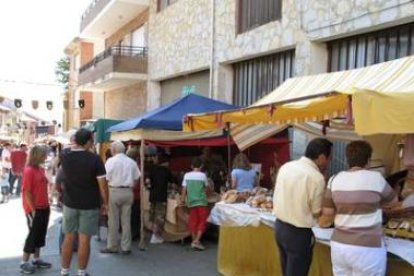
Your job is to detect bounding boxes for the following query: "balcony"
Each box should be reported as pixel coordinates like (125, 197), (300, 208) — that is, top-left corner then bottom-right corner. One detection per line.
(80, 0), (149, 39)
(78, 46), (148, 91)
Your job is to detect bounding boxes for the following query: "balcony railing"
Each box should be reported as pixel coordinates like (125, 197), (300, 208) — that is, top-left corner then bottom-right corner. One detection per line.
(79, 46), (148, 74)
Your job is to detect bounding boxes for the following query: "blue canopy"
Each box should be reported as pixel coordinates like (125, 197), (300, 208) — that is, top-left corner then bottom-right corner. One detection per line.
(108, 94), (237, 132)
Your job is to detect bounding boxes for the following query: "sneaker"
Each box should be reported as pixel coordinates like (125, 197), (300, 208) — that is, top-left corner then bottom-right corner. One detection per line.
(150, 234), (164, 244)
(32, 259), (52, 269)
(191, 242), (206, 251)
(20, 262), (35, 274)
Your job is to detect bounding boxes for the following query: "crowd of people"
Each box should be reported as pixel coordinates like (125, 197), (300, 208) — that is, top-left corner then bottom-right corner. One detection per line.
(1, 130), (406, 276)
(11, 129), (215, 276)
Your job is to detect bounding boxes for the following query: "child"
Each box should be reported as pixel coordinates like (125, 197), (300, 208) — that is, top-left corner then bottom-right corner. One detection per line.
(181, 157), (209, 250)
(0, 169), (10, 203)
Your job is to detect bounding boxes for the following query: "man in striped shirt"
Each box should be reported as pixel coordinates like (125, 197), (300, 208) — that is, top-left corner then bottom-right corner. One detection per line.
(321, 140), (398, 276)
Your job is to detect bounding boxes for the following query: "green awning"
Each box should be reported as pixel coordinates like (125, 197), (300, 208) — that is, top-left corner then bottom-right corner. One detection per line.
(92, 119), (123, 143)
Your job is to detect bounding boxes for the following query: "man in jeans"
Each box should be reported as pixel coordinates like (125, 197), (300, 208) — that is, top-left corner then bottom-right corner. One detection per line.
(273, 138), (333, 276)
(59, 129), (108, 276)
(101, 141), (140, 254)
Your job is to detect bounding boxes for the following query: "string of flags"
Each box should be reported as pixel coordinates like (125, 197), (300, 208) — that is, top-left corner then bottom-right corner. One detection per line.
(0, 97), (85, 110)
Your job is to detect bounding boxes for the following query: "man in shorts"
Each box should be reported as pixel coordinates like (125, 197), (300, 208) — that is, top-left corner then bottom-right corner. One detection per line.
(59, 129), (108, 276)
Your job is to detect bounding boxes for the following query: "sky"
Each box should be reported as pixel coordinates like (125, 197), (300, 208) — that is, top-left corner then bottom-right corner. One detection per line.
(0, 0), (90, 122)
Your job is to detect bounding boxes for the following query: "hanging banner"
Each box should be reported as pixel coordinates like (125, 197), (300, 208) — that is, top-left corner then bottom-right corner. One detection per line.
(46, 101), (53, 110)
(32, 100), (39, 110)
(78, 99), (85, 109)
(14, 99), (22, 108)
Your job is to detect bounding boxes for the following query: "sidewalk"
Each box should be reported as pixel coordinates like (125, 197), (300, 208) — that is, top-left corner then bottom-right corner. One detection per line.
(0, 198), (219, 276)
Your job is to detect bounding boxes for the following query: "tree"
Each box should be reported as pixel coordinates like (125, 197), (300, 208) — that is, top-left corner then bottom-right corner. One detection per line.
(55, 57), (70, 90)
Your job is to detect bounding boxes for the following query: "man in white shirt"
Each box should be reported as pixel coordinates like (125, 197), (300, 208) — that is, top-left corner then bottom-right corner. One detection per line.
(2, 143), (12, 189)
(2, 143), (12, 171)
(273, 138), (332, 276)
(101, 141), (140, 254)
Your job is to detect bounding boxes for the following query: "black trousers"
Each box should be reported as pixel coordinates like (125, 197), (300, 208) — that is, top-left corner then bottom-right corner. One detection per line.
(24, 208), (50, 254)
(130, 200), (140, 240)
(274, 219), (314, 276)
(9, 173), (22, 196)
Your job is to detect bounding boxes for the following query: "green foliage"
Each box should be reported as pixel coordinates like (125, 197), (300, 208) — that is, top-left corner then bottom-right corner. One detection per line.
(55, 57), (70, 90)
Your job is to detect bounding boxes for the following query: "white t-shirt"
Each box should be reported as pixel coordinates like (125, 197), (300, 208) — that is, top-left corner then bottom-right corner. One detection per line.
(105, 153), (140, 187)
(1, 148), (11, 170)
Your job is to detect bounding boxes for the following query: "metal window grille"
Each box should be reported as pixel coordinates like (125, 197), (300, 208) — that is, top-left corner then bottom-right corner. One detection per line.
(328, 22), (414, 72)
(233, 50), (295, 107)
(238, 0), (282, 33)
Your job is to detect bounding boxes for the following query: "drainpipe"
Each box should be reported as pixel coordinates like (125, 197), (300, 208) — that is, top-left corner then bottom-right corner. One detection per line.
(209, 0), (215, 98)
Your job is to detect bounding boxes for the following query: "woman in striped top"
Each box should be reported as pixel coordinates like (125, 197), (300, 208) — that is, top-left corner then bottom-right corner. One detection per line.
(320, 140), (398, 276)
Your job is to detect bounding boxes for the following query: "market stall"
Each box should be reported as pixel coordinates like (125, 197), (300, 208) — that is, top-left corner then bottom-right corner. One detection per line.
(182, 56), (414, 274)
(107, 94), (239, 247)
(210, 201), (414, 276)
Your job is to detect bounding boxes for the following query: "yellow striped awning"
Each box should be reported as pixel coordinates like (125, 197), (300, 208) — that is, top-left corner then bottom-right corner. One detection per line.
(183, 56), (414, 138)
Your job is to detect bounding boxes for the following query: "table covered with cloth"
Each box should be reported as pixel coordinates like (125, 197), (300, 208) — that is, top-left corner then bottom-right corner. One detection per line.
(210, 203), (414, 276)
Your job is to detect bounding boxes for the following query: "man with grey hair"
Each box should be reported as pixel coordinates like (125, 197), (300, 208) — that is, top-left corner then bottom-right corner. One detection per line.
(101, 141), (140, 254)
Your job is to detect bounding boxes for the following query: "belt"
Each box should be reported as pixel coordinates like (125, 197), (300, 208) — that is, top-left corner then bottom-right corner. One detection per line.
(109, 186), (132, 189)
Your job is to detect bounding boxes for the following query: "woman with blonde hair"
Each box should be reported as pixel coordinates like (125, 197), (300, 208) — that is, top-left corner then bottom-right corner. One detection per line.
(231, 153), (258, 192)
(20, 145), (52, 274)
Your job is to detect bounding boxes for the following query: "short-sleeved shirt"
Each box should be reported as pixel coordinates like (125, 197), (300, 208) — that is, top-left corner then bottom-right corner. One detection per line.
(149, 164), (173, 203)
(105, 153), (140, 188)
(22, 166), (49, 214)
(1, 148), (11, 169)
(11, 150), (27, 174)
(60, 149), (106, 210)
(231, 168), (257, 192)
(273, 156), (325, 228)
(322, 170), (396, 247)
(182, 171), (208, 208)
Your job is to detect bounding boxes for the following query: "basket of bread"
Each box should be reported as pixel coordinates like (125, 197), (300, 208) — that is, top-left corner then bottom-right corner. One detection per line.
(221, 190), (250, 204)
(383, 194), (414, 240)
(220, 187), (274, 212)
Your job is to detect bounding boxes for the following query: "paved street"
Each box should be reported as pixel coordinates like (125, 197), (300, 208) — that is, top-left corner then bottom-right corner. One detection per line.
(0, 198), (219, 276)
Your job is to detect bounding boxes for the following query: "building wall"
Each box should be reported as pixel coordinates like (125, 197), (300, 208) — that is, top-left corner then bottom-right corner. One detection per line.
(79, 92), (93, 121)
(106, 9), (149, 47)
(104, 82), (147, 120)
(80, 42), (94, 66)
(303, 0), (414, 40)
(148, 0), (211, 80)
(160, 70), (210, 105)
(147, 0), (414, 105)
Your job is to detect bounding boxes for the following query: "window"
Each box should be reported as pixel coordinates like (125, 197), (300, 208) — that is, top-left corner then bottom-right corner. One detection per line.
(158, 0), (178, 12)
(233, 50), (295, 106)
(328, 23), (414, 72)
(238, 0), (282, 33)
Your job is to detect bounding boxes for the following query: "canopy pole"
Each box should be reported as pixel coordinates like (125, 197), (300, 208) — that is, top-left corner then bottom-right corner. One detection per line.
(139, 139), (146, 250)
